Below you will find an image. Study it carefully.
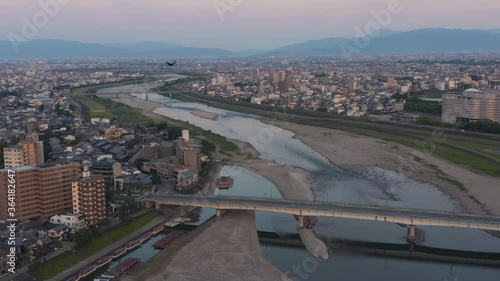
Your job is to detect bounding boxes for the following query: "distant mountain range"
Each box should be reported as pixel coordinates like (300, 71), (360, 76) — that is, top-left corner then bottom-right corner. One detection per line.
(1, 28), (500, 59)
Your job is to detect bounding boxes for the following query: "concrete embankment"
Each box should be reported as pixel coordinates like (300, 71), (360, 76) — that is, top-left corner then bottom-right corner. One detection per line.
(298, 228), (329, 260)
(129, 211), (291, 281)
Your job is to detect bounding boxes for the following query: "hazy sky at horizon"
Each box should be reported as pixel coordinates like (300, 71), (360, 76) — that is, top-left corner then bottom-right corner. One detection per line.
(1, 0), (499, 50)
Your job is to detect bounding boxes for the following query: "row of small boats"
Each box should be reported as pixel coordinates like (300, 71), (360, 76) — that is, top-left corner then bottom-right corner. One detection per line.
(152, 231), (184, 249)
(66, 225), (166, 281)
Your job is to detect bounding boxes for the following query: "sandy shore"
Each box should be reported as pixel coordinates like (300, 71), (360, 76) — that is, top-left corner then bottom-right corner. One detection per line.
(271, 120), (500, 215)
(190, 111), (219, 120)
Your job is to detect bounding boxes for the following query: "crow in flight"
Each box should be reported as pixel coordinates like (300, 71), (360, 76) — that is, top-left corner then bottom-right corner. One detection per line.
(166, 61), (177, 66)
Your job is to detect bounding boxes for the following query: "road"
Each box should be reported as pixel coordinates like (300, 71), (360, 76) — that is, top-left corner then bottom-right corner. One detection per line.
(64, 94), (85, 121)
(148, 195), (500, 231)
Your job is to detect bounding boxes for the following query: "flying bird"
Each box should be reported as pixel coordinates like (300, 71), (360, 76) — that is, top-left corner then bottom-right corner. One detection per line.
(166, 61), (177, 66)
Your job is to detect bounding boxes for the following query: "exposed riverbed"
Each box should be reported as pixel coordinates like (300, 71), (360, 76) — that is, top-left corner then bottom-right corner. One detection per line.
(98, 84), (500, 281)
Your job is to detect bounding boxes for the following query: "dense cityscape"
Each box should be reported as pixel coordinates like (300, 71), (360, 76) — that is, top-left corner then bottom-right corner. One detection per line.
(1, 1), (500, 280)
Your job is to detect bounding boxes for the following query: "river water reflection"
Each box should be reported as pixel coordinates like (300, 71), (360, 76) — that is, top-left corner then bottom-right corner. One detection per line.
(98, 86), (500, 280)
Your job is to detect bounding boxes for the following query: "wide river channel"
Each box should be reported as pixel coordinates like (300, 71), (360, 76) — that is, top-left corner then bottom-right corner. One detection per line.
(98, 84), (500, 281)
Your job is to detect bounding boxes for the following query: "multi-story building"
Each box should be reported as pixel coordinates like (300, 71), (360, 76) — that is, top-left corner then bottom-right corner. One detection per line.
(0, 162), (81, 221)
(3, 133), (44, 168)
(72, 166), (106, 227)
(3, 146), (24, 168)
(20, 133), (44, 166)
(182, 147), (199, 174)
(391, 101), (405, 112)
(90, 160), (121, 187)
(442, 89), (500, 124)
(387, 76), (396, 87)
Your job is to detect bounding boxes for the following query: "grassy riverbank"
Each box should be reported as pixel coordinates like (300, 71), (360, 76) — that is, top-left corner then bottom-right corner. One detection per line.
(32, 212), (158, 279)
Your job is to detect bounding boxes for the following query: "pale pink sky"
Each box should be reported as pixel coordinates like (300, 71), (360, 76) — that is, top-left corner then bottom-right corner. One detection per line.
(1, 0), (499, 50)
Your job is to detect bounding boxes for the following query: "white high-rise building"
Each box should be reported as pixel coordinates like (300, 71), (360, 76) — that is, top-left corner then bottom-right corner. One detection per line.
(442, 89), (500, 124)
(182, 130), (190, 142)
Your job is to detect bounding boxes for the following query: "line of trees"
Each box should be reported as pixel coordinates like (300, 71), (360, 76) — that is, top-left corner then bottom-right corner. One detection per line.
(415, 117), (500, 134)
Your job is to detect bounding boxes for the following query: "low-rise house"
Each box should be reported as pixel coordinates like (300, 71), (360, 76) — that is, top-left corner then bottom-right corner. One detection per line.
(177, 171), (194, 189)
(36, 236), (55, 248)
(48, 225), (69, 240)
(49, 213), (86, 230)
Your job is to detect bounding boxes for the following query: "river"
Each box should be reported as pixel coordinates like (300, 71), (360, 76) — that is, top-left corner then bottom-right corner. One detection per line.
(99, 85), (500, 281)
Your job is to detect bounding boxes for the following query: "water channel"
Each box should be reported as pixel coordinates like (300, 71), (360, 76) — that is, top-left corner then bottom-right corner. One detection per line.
(97, 85), (500, 281)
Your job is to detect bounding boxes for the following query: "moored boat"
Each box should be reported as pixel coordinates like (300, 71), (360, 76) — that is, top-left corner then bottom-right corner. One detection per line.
(79, 265), (97, 278)
(151, 225), (164, 235)
(152, 231), (184, 249)
(140, 231), (152, 242)
(111, 247), (127, 259)
(217, 176), (234, 189)
(125, 238), (142, 250)
(95, 255), (113, 268)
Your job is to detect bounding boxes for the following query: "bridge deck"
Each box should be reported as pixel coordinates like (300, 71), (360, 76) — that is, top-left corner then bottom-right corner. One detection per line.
(147, 195), (500, 231)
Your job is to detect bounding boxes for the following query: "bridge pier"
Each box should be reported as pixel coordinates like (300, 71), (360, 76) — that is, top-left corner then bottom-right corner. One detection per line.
(407, 225), (417, 243)
(216, 209), (227, 217)
(297, 216), (310, 229)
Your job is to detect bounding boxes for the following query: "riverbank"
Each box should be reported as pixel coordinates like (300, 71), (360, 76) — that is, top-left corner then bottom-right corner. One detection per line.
(226, 139), (315, 201)
(268, 120), (500, 216)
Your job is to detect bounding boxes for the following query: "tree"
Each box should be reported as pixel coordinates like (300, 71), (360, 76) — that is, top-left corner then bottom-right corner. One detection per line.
(167, 125), (183, 139)
(75, 229), (92, 248)
(119, 205), (131, 222)
(106, 189), (115, 203)
(156, 122), (168, 131)
(115, 181), (122, 193)
(201, 139), (216, 155)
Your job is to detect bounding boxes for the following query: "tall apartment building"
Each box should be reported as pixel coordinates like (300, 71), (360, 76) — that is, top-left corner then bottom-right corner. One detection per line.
(3, 146), (24, 168)
(442, 89), (500, 124)
(21, 133), (44, 166)
(182, 147), (199, 174)
(3, 133), (44, 168)
(0, 162), (80, 221)
(72, 166), (106, 227)
(279, 69), (294, 92)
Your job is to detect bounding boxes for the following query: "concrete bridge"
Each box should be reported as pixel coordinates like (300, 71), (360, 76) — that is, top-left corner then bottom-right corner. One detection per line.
(146, 195), (500, 242)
